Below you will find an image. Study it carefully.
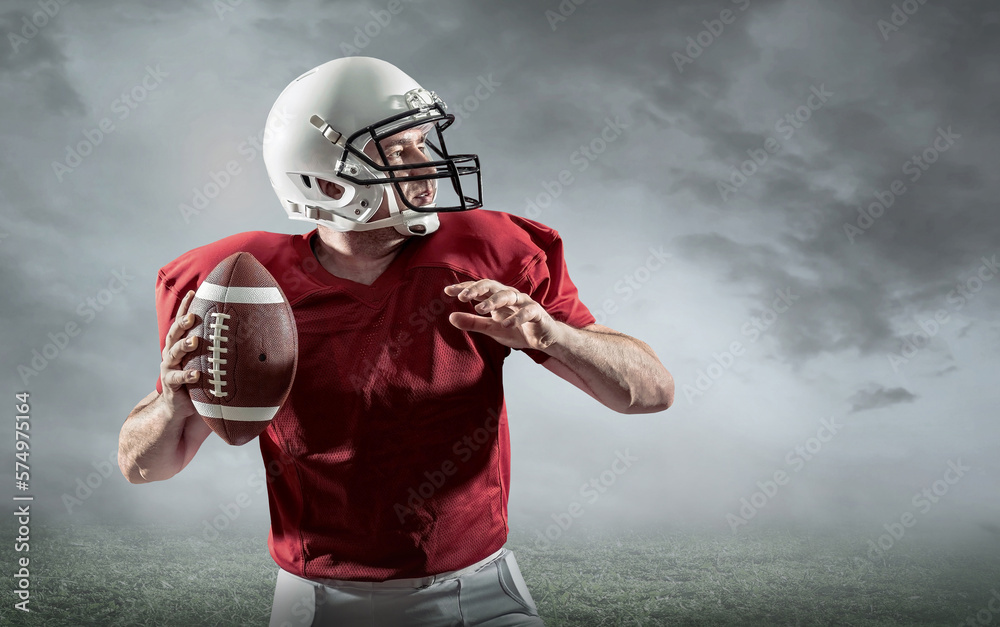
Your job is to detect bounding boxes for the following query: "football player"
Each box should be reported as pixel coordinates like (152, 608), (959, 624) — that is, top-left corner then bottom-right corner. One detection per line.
(118, 57), (674, 627)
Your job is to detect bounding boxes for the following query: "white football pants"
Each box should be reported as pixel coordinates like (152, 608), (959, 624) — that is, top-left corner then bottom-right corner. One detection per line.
(269, 547), (546, 626)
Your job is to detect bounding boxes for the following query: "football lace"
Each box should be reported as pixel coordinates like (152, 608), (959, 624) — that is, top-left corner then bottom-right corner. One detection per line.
(207, 312), (231, 397)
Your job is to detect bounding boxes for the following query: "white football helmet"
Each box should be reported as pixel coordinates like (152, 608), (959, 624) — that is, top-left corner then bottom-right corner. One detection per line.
(262, 57), (482, 236)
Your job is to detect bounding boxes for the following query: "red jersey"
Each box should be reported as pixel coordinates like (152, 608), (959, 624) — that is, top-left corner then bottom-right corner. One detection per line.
(153, 210), (595, 581)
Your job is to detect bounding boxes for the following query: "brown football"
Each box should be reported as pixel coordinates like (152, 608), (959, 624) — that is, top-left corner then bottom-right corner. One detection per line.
(181, 252), (298, 446)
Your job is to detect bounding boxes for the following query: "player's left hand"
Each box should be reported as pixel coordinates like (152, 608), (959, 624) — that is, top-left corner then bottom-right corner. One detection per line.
(444, 280), (564, 351)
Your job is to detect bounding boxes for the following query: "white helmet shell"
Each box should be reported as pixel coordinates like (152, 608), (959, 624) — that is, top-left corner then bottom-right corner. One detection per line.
(262, 57), (482, 236)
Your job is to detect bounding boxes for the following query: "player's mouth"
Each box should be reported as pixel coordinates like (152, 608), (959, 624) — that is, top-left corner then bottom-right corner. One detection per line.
(409, 187), (435, 206)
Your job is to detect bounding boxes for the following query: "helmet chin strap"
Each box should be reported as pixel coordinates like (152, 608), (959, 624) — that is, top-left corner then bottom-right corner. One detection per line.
(337, 134), (440, 236)
(386, 181), (440, 236)
(315, 181), (440, 235)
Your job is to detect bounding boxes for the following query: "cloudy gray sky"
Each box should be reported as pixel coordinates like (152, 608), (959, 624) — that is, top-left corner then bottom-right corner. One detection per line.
(1, 0), (998, 552)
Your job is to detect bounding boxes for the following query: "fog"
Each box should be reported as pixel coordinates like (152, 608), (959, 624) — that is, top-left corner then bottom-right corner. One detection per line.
(1, 0), (997, 557)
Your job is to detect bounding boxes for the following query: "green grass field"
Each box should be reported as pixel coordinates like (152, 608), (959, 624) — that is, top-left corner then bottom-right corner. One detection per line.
(1, 523), (998, 626)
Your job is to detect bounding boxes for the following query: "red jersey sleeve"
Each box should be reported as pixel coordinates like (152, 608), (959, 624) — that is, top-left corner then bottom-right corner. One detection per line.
(514, 232), (595, 365)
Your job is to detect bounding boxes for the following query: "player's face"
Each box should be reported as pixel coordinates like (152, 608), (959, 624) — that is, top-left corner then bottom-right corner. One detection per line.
(363, 126), (437, 209)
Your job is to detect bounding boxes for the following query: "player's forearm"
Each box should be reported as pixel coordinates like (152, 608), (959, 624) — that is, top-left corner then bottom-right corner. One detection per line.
(543, 324), (674, 414)
(118, 394), (188, 483)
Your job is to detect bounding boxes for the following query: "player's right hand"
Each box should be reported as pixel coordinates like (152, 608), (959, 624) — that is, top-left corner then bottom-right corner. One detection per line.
(160, 289), (200, 417)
